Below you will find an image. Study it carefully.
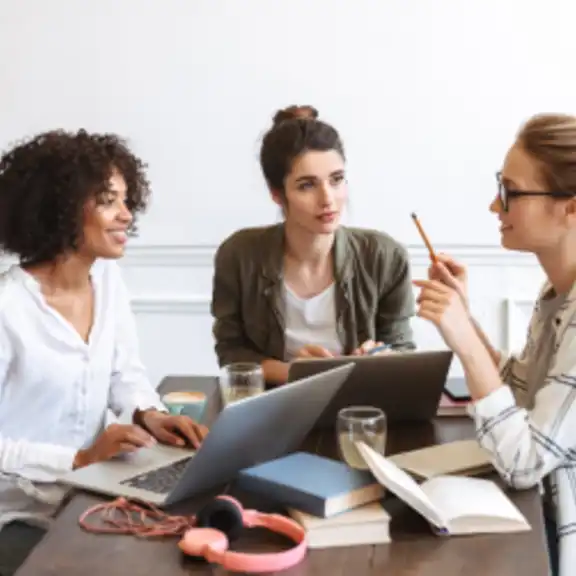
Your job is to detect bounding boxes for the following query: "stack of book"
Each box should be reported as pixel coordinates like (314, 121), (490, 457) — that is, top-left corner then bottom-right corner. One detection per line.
(234, 451), (391, 548)
(235, 438), (529, 549)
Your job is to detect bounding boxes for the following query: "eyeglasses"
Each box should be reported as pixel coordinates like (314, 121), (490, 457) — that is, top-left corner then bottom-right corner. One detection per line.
(496, 171), (575, 212)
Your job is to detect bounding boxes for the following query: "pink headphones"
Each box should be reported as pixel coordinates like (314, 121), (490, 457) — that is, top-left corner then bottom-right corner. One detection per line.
(178, 495), (307, 573)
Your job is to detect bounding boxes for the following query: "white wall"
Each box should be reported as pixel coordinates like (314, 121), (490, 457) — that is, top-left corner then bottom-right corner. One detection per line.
(1, 0), (567, 386)
(119, 244), (545, 386)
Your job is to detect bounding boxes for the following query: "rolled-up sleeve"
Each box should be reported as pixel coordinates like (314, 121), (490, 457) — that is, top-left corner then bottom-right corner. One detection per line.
(470, 328), (576, 489)
(0, 436), (76, 482)
(0, 349), (76, 482)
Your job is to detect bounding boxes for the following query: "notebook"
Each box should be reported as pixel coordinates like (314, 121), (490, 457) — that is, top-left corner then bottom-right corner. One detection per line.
(357, 442), (530, 536)
(234, 452), (384, 517)
(437, 394), (471, 417)
(288, 501), (391, 548)
(388, 440), (493, 480)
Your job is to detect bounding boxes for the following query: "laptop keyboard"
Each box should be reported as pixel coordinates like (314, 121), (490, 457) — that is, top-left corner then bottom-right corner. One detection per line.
(120, 458), (191, 494)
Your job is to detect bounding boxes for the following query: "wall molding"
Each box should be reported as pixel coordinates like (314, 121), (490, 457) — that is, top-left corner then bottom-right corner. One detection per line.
(122, 245), (540, 316)
(0, 245), (540, 316)
(0, 244), (540, 269)
(123, 243), (539, 268)
(131, 295), (209, 315)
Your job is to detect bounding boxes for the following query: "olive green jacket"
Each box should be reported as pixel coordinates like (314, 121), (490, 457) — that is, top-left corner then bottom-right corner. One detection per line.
(211, 224), (416, 367)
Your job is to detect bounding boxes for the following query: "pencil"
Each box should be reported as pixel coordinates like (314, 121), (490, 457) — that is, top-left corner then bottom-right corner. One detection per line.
(411, 212), (437, 263)
(367, 344), (390, 355)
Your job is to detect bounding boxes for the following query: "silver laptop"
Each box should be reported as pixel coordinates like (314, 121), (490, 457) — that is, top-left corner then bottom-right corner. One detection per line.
(287, 350), (453, 426)
(60, 363), (354, 506)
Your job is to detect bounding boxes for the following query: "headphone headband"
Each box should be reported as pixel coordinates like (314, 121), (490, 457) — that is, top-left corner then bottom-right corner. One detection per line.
(178, 495), (307, 572)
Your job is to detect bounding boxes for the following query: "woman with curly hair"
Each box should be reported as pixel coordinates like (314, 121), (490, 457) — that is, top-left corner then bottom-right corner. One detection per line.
(0, 129), (206, 576)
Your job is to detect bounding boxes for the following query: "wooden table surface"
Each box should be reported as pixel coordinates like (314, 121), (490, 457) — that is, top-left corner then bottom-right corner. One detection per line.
(16, 376), (550, 576)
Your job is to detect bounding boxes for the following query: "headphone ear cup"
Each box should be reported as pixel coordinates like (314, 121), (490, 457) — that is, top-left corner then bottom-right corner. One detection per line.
(195, 498), (244, 542)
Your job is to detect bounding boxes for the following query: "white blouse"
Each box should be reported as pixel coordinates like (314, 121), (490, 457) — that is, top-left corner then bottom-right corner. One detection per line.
(0, 259), (165, 530)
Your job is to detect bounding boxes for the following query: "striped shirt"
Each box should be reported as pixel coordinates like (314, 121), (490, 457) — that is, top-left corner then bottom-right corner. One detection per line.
(468, 281), (576, 576)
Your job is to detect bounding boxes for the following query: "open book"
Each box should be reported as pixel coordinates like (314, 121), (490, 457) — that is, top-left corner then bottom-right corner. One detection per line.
(356, 442), (531, 536)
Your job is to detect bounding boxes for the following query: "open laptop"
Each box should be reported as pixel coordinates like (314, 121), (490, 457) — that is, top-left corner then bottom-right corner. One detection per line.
(60, 363), (354, 506)
(287, 350), (453, 426)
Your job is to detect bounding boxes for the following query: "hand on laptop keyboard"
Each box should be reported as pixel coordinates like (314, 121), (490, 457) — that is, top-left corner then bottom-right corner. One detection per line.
(73, 424), (156, 469)
(136, 410), (208, 449)
(294, 344), (335, 358)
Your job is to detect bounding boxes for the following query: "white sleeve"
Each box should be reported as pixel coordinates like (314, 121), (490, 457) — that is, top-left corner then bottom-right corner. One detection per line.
(107, 263), (166, 420)
(0, 436), (76, 482)
(469, 323), (576, 489)
(0, 332), (76, 482)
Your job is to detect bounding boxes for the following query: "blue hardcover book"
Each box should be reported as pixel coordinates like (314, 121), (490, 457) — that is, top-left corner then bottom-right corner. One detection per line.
(234, 452), (385, 517)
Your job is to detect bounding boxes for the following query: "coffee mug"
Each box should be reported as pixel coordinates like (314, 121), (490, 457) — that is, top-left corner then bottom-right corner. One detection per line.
(161, 391), (207, 422)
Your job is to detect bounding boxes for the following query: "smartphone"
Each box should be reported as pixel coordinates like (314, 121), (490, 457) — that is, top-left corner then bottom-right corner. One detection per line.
(444, 377), (471, 402)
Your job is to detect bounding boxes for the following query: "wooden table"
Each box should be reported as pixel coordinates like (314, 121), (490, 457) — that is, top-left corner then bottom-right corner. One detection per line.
(16, 377), (550, 575)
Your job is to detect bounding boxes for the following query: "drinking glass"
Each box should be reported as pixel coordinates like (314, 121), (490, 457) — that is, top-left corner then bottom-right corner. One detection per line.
(219, 362), (265, 406)
(337, 406), (387, 470)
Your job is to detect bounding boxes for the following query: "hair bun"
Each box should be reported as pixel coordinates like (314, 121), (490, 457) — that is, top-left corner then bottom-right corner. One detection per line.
(272, 105), (319, 126)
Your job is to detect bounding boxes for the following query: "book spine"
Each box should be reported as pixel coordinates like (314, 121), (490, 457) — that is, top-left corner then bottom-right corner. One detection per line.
(234, 474), (326, 517)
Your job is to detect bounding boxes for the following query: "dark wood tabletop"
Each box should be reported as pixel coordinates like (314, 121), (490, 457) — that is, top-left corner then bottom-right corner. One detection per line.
(16, 376), (550, 576)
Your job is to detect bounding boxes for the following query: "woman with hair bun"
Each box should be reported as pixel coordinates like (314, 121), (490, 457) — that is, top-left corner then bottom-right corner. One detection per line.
(211, 105), (416, 385)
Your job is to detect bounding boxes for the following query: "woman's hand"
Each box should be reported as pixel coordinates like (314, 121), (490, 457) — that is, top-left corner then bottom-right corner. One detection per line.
(139, 410), (208, 449)
(295, 344), (334, 358)
(413, 278), (478, 355)
(429, 253), (469, 310)
(73, 423), (156, 468)
(351, 340), (392, 356)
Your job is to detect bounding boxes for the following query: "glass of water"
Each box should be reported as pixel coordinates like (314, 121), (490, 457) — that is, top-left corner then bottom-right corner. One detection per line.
(337, 406), (387, 470)
(219, 362), (265, 406)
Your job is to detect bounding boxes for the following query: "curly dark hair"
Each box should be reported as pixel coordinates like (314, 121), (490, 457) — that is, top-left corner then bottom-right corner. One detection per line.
(0, 129), (151, 264)
(260, 105), (345, 193)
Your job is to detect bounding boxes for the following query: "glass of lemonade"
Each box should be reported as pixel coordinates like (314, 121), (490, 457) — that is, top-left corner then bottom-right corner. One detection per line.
(337, 406), (387, 470)
(219, 362), (265, 406)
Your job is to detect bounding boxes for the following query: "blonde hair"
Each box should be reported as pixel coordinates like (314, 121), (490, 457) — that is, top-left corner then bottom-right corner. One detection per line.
(517, 113), (576, 193)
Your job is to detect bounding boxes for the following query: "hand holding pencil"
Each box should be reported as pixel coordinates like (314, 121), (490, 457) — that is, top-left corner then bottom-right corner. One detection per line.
(410, 212), (469, 309)
(411, 212), (437, 263)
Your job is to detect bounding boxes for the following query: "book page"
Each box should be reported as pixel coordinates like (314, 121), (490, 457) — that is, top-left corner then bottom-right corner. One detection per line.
(388, 440), (492, 480)
(289, 501), (390, 530)
(355, 442), (446, 530)
(421, 476), (530, 532)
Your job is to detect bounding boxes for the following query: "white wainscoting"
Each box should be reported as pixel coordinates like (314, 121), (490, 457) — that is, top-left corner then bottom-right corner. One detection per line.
(503, 298), (537, 355)
(118, 244), (545, 388)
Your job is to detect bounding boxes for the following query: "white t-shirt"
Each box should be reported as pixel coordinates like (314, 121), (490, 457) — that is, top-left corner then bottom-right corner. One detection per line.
(284, 282), (342, 360)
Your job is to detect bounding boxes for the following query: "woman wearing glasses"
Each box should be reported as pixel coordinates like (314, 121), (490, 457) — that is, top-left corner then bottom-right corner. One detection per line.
(414, 113), (576, 576)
